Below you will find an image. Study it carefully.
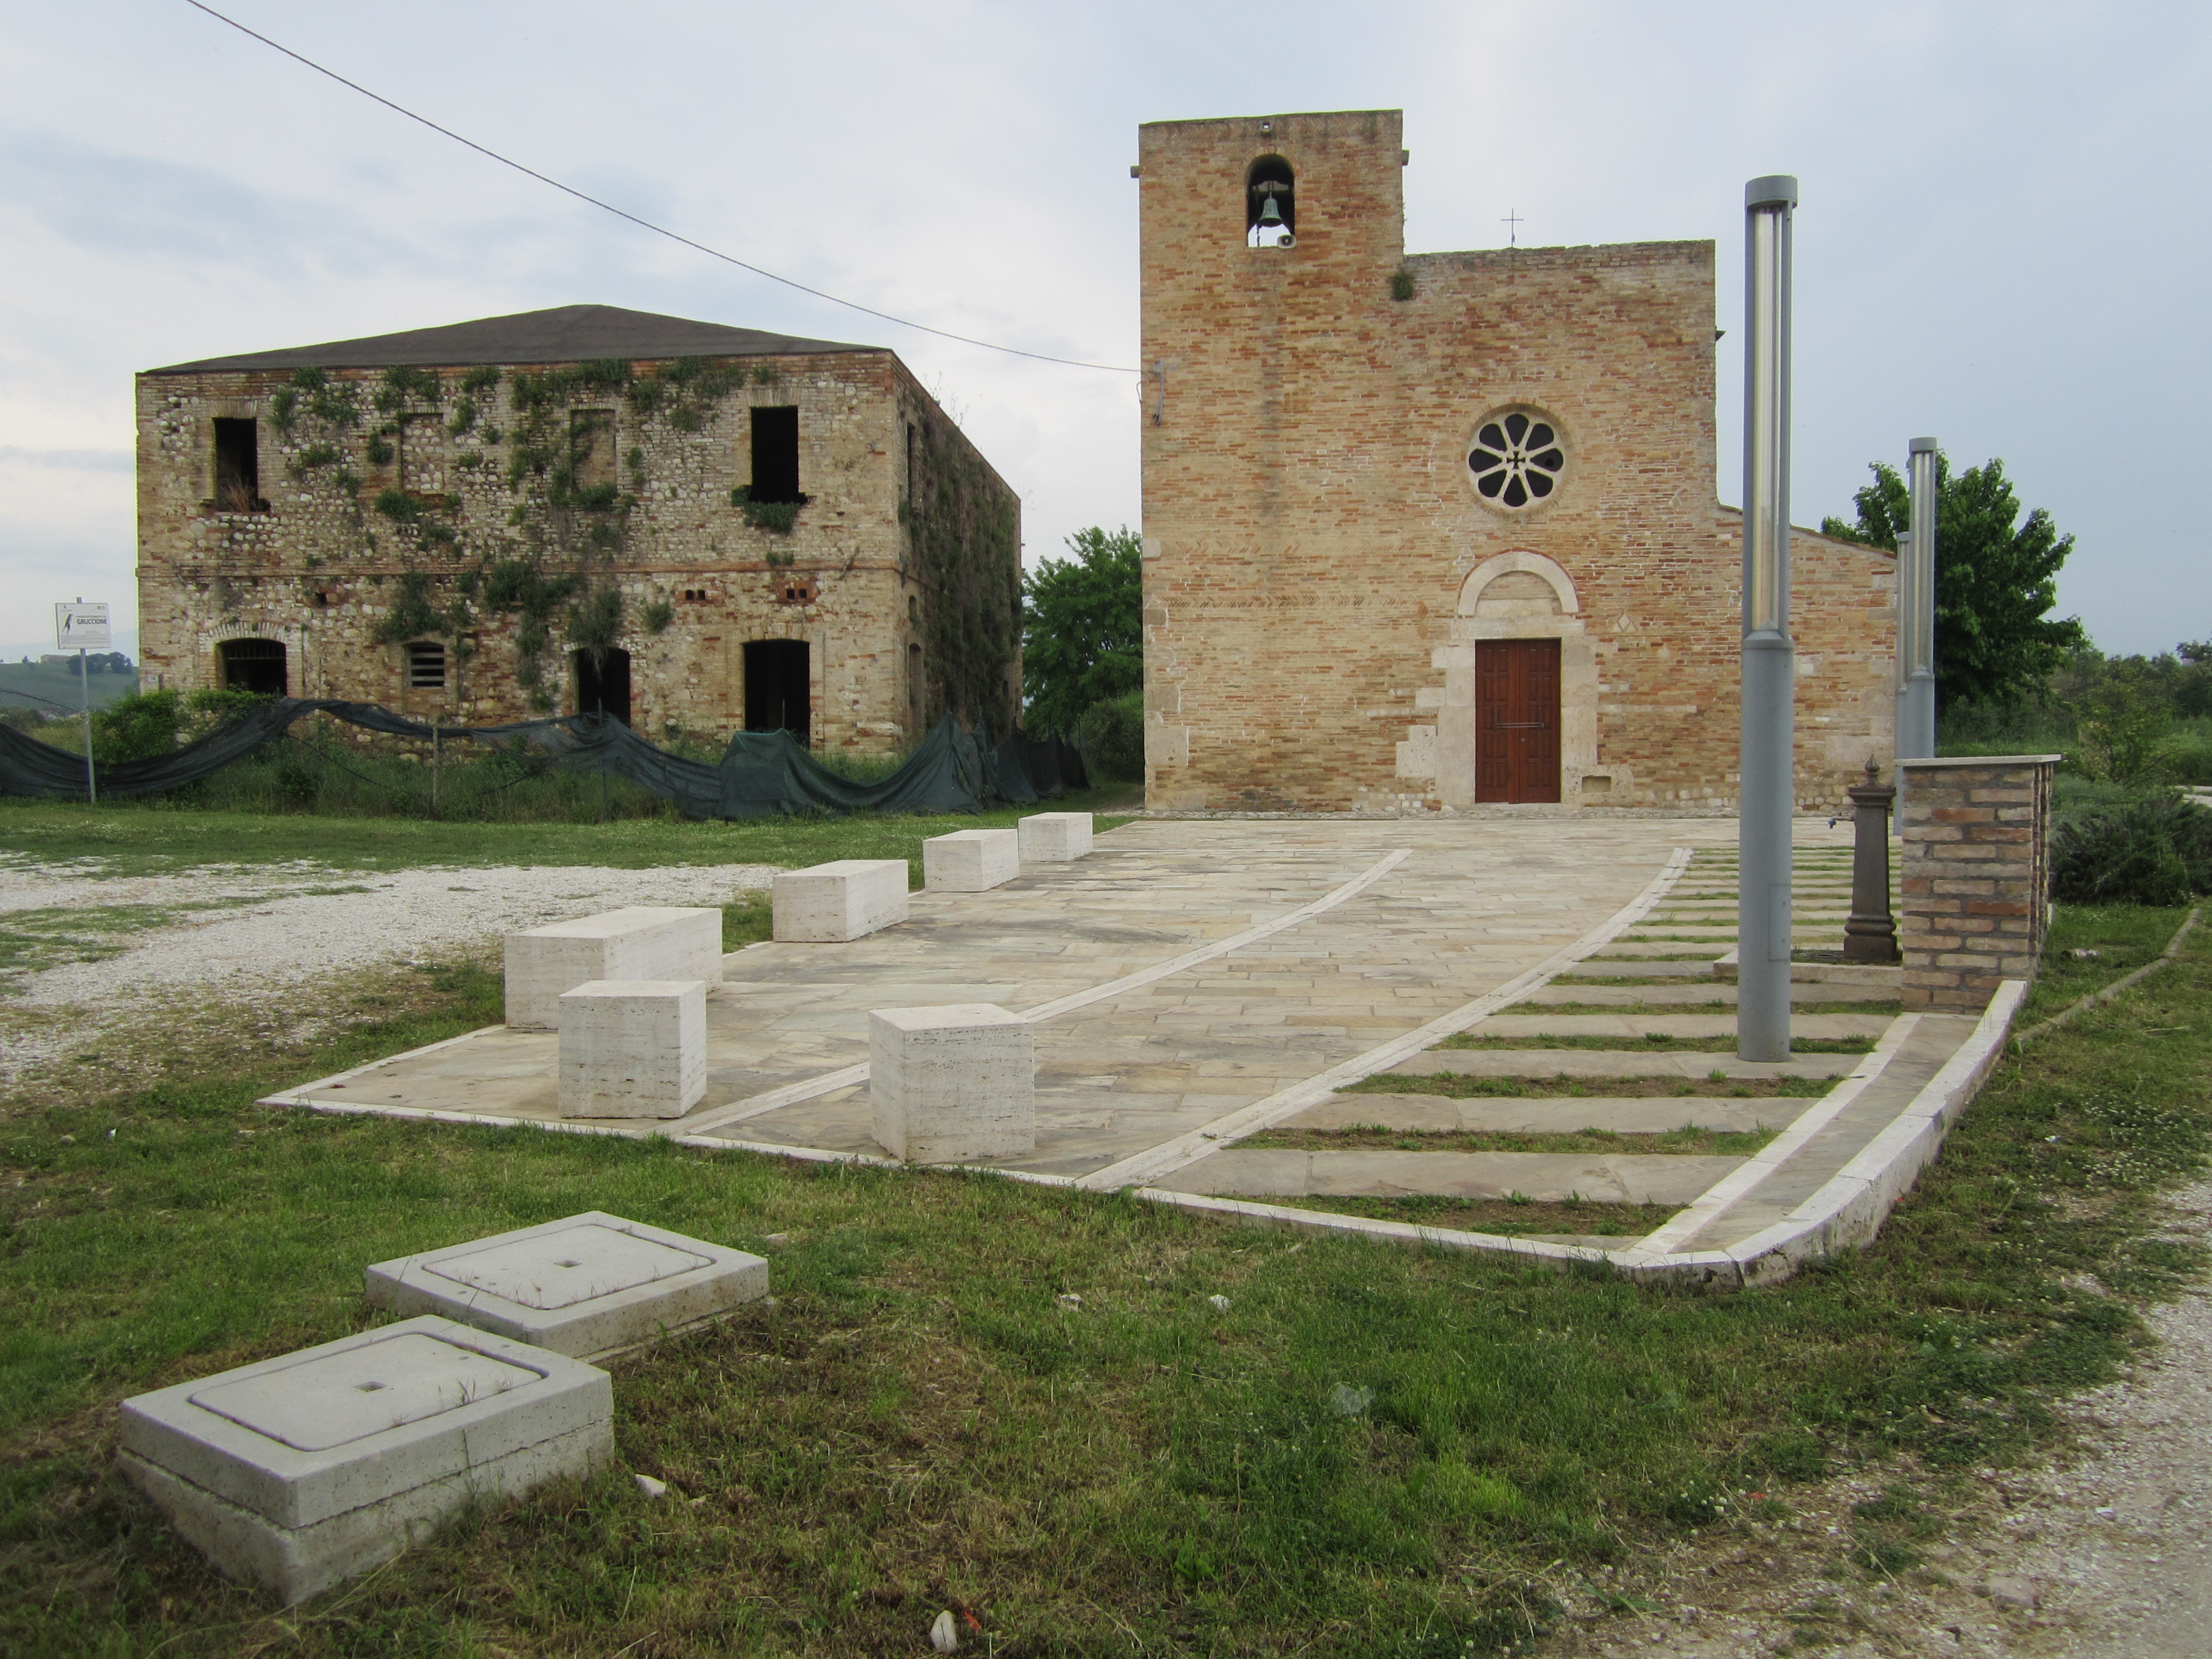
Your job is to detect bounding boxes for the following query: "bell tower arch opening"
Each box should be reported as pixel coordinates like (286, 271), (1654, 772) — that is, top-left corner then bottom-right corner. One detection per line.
(1246, 155), (1296, 248)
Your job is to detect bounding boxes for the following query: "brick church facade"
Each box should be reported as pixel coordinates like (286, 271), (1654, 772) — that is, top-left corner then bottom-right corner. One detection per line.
(1135, 109), (1895, 812)
(135, 306), (1021, 751)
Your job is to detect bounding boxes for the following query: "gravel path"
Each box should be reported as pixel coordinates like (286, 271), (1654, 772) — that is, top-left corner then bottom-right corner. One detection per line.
(0, 859), (776, 1081)
(1534, 1181), (2212, 1657)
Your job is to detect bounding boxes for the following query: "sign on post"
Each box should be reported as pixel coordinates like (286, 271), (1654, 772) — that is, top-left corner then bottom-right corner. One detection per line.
(55, 602), (112, 650)
(53, 601), (108, 805)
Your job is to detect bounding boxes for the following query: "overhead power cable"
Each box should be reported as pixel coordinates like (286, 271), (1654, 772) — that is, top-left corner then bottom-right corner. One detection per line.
(181, 1), (1138, 374)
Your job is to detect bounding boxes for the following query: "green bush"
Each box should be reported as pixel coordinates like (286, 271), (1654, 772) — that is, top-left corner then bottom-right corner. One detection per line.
(2052, 791), (2212, 905)
(1076, 691), (1144, 782)
(89, 688), (181, 761)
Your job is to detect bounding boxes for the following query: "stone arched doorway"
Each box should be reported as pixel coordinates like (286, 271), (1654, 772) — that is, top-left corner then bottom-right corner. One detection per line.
(1416, 552), (1614, 808)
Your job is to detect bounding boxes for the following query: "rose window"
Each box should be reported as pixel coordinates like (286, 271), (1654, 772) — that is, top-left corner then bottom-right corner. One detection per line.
(1467, 412), (1566, 508)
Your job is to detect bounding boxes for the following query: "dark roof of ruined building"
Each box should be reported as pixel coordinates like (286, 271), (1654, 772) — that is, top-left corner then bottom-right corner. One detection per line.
(147, 304), (879, 373)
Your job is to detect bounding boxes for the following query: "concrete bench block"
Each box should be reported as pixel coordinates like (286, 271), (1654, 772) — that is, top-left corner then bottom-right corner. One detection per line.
(504, 906), (722, 1030)
(557, 979), (707, 1119)
(364, 1211), (769, 1359)
(1019, 811), (1093, 862)
(924, 827), (1020, 893)
(773, 859), (909, 942)
(870, 1003), (1035, 1164)
(119, 1316), (611, 1605)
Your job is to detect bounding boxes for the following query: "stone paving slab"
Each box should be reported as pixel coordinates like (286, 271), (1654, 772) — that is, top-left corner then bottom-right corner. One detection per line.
(1557, 959), (1720, 978)
(1285, 1095), (1791, 1134)
(1152, 1147), (1743, 1205)
(1518, 982), (1895, 1008)
(1474, 1013), (1893, 1040)
(1382, 1049), (1860, 1079)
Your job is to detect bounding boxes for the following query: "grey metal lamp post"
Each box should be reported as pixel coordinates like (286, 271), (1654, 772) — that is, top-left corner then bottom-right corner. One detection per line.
(1899, 435), (1939, 762)
(1738, 175), (1798, 1063)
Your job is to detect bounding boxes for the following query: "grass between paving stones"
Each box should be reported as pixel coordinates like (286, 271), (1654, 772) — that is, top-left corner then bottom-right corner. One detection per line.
(1438, 1032), (1877, 1055)
(1341, 1073), (1836, 1100)
(1240, 1126), (1781, 1157)
(2, 923), (2210, 1655)
(1258, 1194), (1683, 1239)
(0, 789), (1139, 880)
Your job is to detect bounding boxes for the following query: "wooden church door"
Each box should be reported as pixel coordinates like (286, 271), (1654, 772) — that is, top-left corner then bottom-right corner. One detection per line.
(1475, 639), (1562, 804)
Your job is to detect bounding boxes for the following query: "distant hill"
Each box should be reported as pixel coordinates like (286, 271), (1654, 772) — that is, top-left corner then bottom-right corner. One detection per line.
(0, 660), (143, 713)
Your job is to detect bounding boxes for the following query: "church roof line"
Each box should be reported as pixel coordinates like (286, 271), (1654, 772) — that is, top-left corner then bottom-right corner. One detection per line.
(1404, 240), (1714, 267)
(145, 304), (881, 375)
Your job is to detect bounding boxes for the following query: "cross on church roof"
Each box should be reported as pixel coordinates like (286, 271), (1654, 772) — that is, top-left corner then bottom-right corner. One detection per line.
(1501, 210), (1524, 247)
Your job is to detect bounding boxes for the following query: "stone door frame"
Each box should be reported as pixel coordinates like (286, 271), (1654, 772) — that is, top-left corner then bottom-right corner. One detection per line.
(1427, 551), (1614, 808)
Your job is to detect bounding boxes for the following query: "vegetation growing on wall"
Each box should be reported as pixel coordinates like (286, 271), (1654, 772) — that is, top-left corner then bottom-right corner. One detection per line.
(255, 352), (841, 714)
(906, 413), (1021, 732)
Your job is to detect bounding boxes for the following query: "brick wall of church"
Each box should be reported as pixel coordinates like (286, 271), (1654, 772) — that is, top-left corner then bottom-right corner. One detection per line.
(1135, 109), (1895, 812)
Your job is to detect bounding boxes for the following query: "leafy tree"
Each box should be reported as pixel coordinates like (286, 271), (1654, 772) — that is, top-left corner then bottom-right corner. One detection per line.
(1822, 453), (2086, 710)
(1021, 525), (1142, 735)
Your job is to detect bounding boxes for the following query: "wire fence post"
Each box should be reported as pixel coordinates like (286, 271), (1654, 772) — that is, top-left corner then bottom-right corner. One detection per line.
(78, 647), (96, 805)
(430, 717), (441, 817)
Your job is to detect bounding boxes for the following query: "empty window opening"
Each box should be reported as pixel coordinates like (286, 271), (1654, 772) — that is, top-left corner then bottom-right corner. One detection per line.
(212, 418), (265, 512)
(311, 591), (330, 608)
(776, 577), (817, 606)
(905, 421), (919, 504)
(1246, 155), (1296, 248)
(398, 413), (442, 493)
(744, 639), (811, 747)
(907, 593), (921, 624)
(749, 406), (803, 504)
(908, 641), (924, 714)
(681, 587), (712, 602)
(574, 645), (632, 725)
(406, 640), (447, 690)
(217, 638), (287, 696)
(569, 409), (618, 498)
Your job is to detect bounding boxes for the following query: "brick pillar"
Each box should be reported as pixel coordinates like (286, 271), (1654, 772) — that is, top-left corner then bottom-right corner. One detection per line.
(1896, 755), (2059, 1010)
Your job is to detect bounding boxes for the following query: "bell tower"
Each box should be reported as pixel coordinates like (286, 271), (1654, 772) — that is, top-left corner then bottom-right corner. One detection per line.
(1134, 109), (1411, 806)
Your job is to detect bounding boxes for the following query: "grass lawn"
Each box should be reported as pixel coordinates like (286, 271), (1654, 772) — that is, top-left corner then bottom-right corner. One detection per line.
(0, 787), (1140, 880)
(0, 905), (2205, 1654)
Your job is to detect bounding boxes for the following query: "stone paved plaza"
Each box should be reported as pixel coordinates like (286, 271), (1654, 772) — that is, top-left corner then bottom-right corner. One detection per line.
(272, 813), (1999, 1268)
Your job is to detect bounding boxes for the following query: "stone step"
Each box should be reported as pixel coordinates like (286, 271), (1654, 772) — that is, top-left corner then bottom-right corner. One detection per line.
(1155, 1147), (1740, 1205)
(1519, 982), (1891, 1008)
(1619, 929), (1858, 942)
(1711, 949), (1902, 989)
(1384, 1050), (1859, 1080)
(1475, 1012), (1892, 1040)
(1558, 958), (1717, 978)
(1592, 943), (1735, 958)
(1291, 1094), (1791, 1134)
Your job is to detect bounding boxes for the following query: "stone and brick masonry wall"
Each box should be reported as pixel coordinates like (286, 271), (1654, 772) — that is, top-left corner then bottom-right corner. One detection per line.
(1897, 755), (2058, 1010)
(135, 352), (1018, 750)
(1134, 110), (1895, 813)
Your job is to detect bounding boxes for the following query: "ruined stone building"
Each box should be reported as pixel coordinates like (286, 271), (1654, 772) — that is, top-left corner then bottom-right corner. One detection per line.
(136, 305), (1021, 749)
(1135, 109), (1895, 811)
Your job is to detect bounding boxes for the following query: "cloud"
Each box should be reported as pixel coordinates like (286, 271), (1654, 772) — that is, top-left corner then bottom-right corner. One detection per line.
(0, 124), (431, 278)
(0, 445), (131, 472)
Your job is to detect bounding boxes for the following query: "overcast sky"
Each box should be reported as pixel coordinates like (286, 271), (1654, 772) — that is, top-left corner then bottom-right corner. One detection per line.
(2, 0), (2205, 660)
